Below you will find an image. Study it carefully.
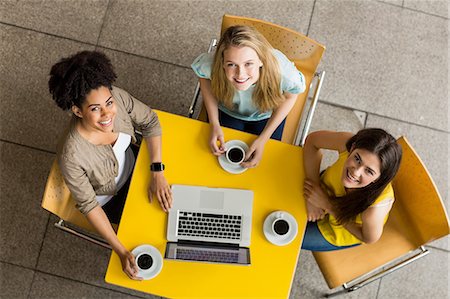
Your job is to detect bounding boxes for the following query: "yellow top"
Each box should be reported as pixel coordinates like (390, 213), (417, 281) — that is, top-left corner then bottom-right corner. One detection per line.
(104, 110), (307, 298)
(317, 151), (394, 246)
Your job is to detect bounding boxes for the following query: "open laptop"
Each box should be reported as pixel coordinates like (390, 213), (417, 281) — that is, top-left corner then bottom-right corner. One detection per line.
(165, 184), (253, 265)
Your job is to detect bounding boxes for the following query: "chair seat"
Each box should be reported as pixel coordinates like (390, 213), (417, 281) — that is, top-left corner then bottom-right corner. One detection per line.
(312, 210), (418, 289)
(41, 160), (97, 232)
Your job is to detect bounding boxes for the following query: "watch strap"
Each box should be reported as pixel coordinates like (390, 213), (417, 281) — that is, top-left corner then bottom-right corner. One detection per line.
(150, 162), (165, 172)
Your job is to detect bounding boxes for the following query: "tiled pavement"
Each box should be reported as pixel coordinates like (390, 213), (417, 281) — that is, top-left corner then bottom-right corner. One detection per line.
(1, 0), (448, 298)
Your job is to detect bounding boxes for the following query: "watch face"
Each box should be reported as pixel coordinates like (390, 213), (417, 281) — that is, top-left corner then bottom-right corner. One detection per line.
(151, 163), (165, 171)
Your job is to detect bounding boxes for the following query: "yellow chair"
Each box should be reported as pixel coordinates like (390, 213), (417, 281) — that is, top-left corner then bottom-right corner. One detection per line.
(312, 136), (450, 297)
(41, 159), (111, 248)
(189, 14), (326, 146)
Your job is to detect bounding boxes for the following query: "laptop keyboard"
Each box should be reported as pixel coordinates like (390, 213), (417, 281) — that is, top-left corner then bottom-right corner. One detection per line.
(177, 211), (242, 240)
(176, 247), (239, 263)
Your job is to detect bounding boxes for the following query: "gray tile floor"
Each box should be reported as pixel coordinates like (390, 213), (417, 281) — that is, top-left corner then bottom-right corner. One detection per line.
(1, 0), (448, 298)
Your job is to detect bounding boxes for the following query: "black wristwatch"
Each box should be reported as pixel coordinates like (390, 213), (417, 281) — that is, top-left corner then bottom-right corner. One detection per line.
(150, 162), (165, 172)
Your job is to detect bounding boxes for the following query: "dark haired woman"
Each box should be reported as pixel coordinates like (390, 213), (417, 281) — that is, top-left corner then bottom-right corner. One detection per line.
(301, 128), (402, 251)
(49, 50), (172, 279)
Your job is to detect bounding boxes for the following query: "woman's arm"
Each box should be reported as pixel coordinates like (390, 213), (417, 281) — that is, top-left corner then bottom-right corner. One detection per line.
(303, 131), (353, 221)
(86, 206), (141, 280)
(338, 199), (393, 243)
(241, 92), (297, 168)
(303, 131), (353, 183)
(146, 135), (172, 212)
(303, 179), (329, 221)
(112, 87), (172, 212)
(199, 78), (225, 155)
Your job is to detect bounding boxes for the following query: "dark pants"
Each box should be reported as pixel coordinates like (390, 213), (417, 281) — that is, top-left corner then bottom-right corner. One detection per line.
(101, 143), (139, 225)
(101, 176), (131, 225)
(218, 110), (286, 141)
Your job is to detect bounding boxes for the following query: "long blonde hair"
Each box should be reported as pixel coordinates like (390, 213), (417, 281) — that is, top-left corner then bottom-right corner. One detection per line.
(211, 25), (284, 112)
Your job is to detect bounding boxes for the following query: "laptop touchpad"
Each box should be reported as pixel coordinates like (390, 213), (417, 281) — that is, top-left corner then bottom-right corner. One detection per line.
(200, 191), (224, 209)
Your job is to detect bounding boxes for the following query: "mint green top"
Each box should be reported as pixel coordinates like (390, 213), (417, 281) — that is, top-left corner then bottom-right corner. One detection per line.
(191, 49), (306, 121)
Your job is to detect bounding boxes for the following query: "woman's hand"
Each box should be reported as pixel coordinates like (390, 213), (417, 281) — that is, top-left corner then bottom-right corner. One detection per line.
(118, 250), (142, 280)
(303, 179), (333, 213)
(241, 137), (267, 168)
(148, 172), (172, 212)
(209, 124), (226, 156)
(306, 201), (325, 222)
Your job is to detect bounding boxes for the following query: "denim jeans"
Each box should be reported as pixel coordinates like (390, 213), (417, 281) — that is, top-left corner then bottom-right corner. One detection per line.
(301, 221), (361, 252)
(218, 110), (285, 141)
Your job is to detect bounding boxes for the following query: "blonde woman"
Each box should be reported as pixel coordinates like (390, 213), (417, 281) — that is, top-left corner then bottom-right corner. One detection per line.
(191, 25), (305, 168)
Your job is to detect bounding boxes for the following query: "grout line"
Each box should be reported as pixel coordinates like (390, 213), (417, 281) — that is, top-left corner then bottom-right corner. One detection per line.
(95, 0), (113, 48)
(427, 245), (450, 253)
(0, 139), (56, 155)
(375, 0), (403, 9)
(402, 6), (449, 20)
(33, 214), (52, 269)
(318, 100), (450, 134)
(0, 21), (97, 47)
(375, 277), (382, 298)
(306, 0), (317, 37)
(0, 260), (148, 298)
(26, 214), (51, 298)
(95, 44), (189, 69)
(375, 0), (448, 20)
(363, 111), (368, 128)
(0, 21), (190, 69)
(26, 268), (36, 298)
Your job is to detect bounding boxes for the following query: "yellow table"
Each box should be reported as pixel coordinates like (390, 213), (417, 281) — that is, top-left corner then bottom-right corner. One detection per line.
(105, 110), (307, 298)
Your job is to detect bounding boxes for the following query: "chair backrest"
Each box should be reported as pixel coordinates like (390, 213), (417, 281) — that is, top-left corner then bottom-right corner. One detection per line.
(41, 159), (96, 232)
(312, 136), (450, 289)
(392, 137), (449, 244)
(199, 14), (325, 144)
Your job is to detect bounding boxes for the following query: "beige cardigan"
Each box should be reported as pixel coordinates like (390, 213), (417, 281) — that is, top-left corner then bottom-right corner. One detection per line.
(57, 86), (161, 215)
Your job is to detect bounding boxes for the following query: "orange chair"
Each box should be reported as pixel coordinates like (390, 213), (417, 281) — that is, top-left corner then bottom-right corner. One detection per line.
(189, 14), (326, 146)
(312, 136), (450, 297)
(41, 159), (111, 248)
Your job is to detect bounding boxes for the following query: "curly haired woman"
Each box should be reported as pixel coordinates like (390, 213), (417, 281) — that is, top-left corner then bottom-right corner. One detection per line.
(49, 50), (172, 279)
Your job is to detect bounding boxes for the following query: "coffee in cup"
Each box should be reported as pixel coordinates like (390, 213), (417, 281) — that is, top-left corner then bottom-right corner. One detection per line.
(272, 217), (290, 236)
(226, 145), (245, 165)
(136, 252), (154, 270)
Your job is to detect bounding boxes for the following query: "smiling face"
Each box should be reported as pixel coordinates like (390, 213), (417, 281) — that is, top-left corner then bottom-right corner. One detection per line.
(341, 148), (381, 189)
(223, 45), (263, 91)
(71, 86), (117, 133)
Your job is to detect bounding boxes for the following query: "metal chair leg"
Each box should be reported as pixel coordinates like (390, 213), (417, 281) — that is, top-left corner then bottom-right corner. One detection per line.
(188, 38), (218, 118)
(55, 219), (111, 249)
(296, 71), (326, 147)
(323, 246), (430, 297)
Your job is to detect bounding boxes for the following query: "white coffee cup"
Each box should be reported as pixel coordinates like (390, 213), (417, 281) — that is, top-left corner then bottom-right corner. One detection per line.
(135, 252), (155, 271)
(271, 213), (290, 236)
(225, 145), (246, 165)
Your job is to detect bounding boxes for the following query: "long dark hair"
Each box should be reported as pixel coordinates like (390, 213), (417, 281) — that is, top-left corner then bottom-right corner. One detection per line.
(331, 128), (402, 224)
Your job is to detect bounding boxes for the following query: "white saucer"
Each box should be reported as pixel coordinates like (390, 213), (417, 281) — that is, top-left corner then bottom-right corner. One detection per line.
(131, 244), (163, 280)
(218, 140), (249, 174)
(263, 211), (298, 246)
